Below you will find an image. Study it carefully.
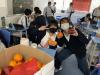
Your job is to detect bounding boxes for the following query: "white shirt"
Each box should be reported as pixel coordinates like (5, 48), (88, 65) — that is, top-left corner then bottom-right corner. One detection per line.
(43, 6), (53, 17)
(18, 15), (32, 28)
(64, 33), (70, 42)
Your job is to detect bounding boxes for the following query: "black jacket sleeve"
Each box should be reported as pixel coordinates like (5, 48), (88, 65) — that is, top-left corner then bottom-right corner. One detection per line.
(76, 29), (89, 45)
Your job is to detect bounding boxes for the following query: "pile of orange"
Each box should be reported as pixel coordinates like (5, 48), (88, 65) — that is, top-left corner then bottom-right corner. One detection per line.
(9, 54), (24, 67)
(48, 39), (57, 46)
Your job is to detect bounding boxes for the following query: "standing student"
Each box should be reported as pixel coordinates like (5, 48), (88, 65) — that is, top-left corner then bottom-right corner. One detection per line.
(51, 2), (56, 16)
(43, 2), (54, 24)
(18, 9), (33, 28)
(54, 17), (90, 75)
(67, 2), (74, 19)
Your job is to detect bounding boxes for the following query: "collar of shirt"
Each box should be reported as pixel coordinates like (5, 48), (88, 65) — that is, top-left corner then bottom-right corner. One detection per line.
(64, 33), (70, 41)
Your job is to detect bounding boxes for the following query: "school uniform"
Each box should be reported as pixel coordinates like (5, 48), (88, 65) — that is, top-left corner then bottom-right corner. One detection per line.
(18, 15), (33, 28)
(55, 29), (90, 75)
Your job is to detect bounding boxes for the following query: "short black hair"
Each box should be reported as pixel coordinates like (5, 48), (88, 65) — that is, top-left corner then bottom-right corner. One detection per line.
(48, 20), (58, 28)
(48, 2), (51, 5)
(86, 13), (91, 17)
(24, 9), (32, 15)
(60, 17), (70, 24)
(34, 7), (41, 14)
(34, 7), (39, 12)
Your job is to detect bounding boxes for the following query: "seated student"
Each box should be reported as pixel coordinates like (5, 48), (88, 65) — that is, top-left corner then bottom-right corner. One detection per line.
(54, 17), (90, 75)
(28, 15), (47, 44)
(18, 9), (33, 28)
(40, 20), (58, 49)
(32, 7), (42, 19)
(80, 13), (91, 22)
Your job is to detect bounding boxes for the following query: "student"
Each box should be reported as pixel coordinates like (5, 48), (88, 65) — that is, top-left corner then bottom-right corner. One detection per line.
(67, 2), (74, 19)
(80, 13), (92, 23)
(40, 20), (58, 49)
(54, 17), (90, 75)
(92, 5), (100, 21)
(18, 9), (33, 28)
(43, 2), (54, 24)
(28, 15), (47, 44)
(51, 2), (56, 16)
(32, 7), (42, 19)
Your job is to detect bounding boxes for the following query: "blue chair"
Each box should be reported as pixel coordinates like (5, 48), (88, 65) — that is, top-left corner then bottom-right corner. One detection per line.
(0, 29), (11, 47)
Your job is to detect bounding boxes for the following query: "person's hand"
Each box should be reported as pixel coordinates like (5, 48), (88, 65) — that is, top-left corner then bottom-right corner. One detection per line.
(57, 32), (63, 39)
(69, 27), (78, 36)
(39, 26), (48, 31)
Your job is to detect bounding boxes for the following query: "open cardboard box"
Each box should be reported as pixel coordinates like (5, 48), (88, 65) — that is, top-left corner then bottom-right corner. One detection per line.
(0, 45), (54, 75)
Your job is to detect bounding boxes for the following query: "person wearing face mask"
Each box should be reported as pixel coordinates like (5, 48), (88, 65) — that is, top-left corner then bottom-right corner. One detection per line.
(54, 17), (90, 75)
(40, 20), (58, 49)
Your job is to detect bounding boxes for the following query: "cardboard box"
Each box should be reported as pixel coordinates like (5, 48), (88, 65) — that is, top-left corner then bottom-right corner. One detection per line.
(0, 45), (54, 75)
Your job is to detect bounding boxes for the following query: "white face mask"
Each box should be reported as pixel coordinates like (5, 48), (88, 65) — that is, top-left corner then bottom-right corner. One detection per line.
(61, 23), (69, 30)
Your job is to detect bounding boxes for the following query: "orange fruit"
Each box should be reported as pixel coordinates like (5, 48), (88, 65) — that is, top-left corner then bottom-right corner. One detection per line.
(13, 54), (23, 62)
(48, 39), (57, 46)
(57, 32), (63, 38)
(9, 60), (17, 67)
(37, 61), (43, 69)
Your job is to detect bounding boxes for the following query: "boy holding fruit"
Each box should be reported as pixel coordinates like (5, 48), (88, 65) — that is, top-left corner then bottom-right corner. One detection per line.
(54, 17), (90, 75)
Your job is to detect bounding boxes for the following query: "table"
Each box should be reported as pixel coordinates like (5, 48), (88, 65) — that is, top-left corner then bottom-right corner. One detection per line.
(0, 27), (28, 37)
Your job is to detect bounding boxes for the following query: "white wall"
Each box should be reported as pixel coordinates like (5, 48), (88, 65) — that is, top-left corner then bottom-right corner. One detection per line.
(0, 0), (8, 17)
(90, 0), (100, 12)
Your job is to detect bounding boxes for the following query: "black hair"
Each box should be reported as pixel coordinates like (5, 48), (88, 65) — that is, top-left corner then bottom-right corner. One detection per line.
(86, 13), (91, 17)
(54, 2), (56, 4)
(24, 9), (32, 15)
(70, 2), (73, 6)
(34, 7), (42, 14)
(48, 20), (58, 29)
(48, 2), (51, 4)
(34, 7), (39, 11)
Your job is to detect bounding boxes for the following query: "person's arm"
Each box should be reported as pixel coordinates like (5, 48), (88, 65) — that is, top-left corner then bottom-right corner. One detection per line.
(43, 7), (46, 16)
(56, 35), (66, 47)
(76, 29), (89, 44)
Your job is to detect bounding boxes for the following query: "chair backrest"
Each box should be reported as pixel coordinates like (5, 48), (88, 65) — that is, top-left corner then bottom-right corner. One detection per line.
(0, 29), (11, 47)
